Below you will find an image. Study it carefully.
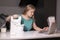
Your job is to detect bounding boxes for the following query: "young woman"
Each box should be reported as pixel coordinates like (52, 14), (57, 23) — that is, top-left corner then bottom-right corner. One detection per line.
(5, 4), (48, 32)
(21, 4), (48, 32)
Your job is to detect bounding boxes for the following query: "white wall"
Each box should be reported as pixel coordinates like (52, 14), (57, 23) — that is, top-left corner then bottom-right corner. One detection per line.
(0, 0), (20, 7)
(56, 0), (60, 30)
(0, 0), (24, 15)
(0, 7), (24, 15)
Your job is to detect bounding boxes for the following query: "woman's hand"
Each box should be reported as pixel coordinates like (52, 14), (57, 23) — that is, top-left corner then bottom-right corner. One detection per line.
(38, 27), (49, 32)
(38, 29), (45, 32)
(43, 27), (49, 32)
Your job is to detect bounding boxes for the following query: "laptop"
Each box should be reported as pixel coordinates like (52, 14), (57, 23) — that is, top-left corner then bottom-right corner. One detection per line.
(39, 16), (57, 34)
(0, 17), (6, 29)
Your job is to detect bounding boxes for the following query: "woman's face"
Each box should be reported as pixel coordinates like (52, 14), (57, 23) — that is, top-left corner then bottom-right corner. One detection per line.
(26, 9), (35, 18)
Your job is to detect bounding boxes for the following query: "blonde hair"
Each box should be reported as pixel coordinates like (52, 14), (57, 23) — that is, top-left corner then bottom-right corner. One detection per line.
(23, 4), (35, 15)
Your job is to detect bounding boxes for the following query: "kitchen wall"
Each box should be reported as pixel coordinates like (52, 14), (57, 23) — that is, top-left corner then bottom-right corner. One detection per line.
(0, 0), (24, 15)
(56, 0), (60, 30)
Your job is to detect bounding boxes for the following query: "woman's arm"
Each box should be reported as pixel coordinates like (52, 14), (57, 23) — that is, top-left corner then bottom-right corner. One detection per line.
(6, 16), (11, 22)
(6, 14), (19, 22)
(33, 22), (44, 32)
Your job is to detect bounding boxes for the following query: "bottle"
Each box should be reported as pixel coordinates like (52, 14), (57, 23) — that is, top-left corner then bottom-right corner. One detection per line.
(1, 23), (6, 32)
